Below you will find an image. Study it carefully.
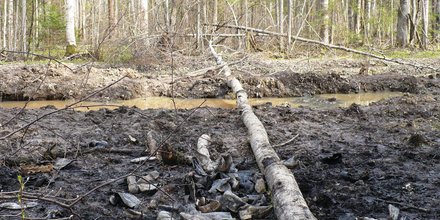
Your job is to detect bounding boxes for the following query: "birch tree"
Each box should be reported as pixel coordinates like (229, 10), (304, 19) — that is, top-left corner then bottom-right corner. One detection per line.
(435, 0), (440, 42)
(22, 0), (27, 52)
(422, 0), (429, 48)
(7, 0), (13, 50)
(397, 0), (410, 47)
(320, 0), (330, 44)
(65, 0), (76, 56)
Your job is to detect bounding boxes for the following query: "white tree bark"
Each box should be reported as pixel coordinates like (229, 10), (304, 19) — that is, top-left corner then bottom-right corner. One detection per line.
(66, 0), (76, 47)
(422, 0), (429, 48)
(7, 0), (13, 50)
(436, 0), (440, 42)
(2, 0), (7, 48)
(22, 0), (27, 52)
(320, 0), (330, 44)
(287, 0), (293, 47)
(208, 41), (316, 220)
(397, 0), (410, 47)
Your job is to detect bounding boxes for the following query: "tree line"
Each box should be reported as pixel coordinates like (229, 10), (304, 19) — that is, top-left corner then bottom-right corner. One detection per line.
(1, 0), (439, 61)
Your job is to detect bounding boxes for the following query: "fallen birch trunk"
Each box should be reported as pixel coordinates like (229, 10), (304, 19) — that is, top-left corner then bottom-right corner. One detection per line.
(207, 24), (440, 72)
(208, 42), (316, 220)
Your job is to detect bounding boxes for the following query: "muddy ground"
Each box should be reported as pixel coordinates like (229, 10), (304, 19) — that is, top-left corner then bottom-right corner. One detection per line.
(0, 57), (439, 219)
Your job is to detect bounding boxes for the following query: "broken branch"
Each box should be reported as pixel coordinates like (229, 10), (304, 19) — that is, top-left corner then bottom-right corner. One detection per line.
(206, 24), (440, 72)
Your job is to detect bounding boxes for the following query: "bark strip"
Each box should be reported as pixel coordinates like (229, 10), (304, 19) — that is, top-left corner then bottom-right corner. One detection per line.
(208, 42), (316, 220)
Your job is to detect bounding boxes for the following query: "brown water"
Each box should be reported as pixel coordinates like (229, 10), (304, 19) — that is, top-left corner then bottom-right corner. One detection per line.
(0, 92), (403, 111)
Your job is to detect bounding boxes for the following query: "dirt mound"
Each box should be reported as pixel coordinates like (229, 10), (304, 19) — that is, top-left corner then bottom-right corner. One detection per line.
(1, 58), (439, 101)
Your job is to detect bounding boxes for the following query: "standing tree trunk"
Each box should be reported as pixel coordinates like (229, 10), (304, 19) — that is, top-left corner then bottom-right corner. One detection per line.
(320, 0), (330, 44)
(22, 0), (27, 52)
(354, 0), (362, 34)
(364, 0), (371, 41)
(278, 0), (284, 50)
(435, 0), (440, 42)
(213, 0), (218, 24)
(65, 0), (76, 56)
(140, 0), (149, 44)
(287, 0), (293, 48)
(196, 0), (202, 49)
(7, 0), (13, 50)
(409, 0), (420, 45)
(3, 0), (7, 48)
(397, 0), (410, 47)
(421, 0), (429, 48)
(108, 0), (116, 38)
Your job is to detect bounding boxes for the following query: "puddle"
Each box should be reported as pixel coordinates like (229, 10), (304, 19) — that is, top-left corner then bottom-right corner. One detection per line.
(0, 92), (403, 111)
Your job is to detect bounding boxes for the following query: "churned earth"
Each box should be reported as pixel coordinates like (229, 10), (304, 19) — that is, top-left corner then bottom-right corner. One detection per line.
(0, 56), (439, 219)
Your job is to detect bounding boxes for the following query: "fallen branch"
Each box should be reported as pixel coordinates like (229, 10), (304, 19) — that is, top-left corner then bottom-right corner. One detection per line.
(273, 134), (299, 148)
(0, 75), (128, 140)
(206, 24), (440, 72)
(208, 41), (316, 220)
(1, 50), (74, 72)
(376, 198), (429, 212)
(180, 56), (248, 80)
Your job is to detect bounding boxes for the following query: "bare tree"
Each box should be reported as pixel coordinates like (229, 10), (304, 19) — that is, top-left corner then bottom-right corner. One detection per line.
(364, 0), (371, 40)
(435, 0), (440, 42)
(320, 0), (330, 44)
(397, 0), (410, 47)
(422, 0), (429, 48)
(65, 0), (76, 55)
(22, 0), (27, 52)
(7, 0), (13, 50)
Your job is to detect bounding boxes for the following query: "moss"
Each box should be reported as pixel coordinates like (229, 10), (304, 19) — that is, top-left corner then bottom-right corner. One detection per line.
(65, 44), (76, 56)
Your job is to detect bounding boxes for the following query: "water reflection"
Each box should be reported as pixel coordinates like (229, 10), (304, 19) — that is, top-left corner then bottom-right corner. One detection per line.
(0, 92), (403, 111)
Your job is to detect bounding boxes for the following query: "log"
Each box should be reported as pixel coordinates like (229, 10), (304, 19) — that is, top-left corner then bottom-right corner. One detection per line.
(208, 41), (316, 220)
(206, 24), (440, 72)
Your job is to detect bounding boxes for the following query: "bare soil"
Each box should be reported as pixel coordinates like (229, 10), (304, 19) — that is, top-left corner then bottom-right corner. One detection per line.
(0, 57), (439, 219)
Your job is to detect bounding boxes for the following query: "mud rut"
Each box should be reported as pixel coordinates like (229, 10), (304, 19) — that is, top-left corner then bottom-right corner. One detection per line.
(0, 60), (440, 219)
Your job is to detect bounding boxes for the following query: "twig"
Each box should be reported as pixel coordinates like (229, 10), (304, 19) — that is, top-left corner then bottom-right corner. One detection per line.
(1, 50), (73, 72)
(175, 56), (248, 81)
(206, 24), (440, 72)
(376, 198), (429, 212)
(0, 75), (128, 140)
(66, 100), (206, 208)
(273, 134), (299, 148)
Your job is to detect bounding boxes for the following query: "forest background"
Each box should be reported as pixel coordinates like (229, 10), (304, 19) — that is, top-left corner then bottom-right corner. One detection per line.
(1, 0), (440, 64)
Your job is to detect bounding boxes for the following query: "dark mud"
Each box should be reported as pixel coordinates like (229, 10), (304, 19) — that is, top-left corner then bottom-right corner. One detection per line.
(1, 58), (440, 219)
(1, 92), (439, 219)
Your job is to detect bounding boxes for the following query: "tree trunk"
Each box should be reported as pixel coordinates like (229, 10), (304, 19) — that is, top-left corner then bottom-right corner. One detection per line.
(196, 0), (202, 49)
(140, 0), (149, 41)
(409, 0), (420, 44)
(364, 0), (371, 41)
(22, 0), (27, 52)
(65, 0), (76, 56)
(213, 0), (218, 24)
(354, 0), (361, 34)
(7, 0), (13, 50)
(421, 0), (429, 48)
(2, 0), (7, 48)
(208, 41), (317, 220)
(288, 0), (293, 48)
(397, 0), (410, 47)
(320, 0), (330, 44)
(108, 0), (116, 36)
(278, 0), (284, 50)
(348, 0), (354, 31)
(435, 0), (440, 42)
